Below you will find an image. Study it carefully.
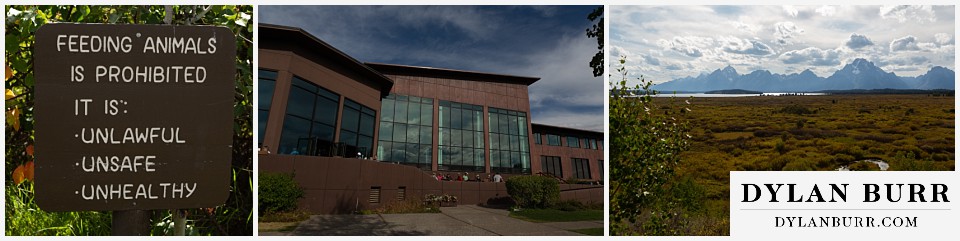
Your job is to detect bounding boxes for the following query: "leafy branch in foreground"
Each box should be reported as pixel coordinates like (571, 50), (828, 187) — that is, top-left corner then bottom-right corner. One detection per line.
(609, 57), (690, 235)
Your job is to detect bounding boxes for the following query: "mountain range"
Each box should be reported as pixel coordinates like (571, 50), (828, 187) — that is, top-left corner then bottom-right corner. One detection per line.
(653, 58), (955, 92)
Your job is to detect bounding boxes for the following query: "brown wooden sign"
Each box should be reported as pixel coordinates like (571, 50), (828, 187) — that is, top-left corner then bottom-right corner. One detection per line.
(33, 23), (236, 211)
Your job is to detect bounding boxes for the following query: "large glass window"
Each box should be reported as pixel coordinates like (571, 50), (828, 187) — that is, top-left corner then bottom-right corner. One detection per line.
(573, 158), (591, 179)
(534, 133), (541, 145)
(489, 107), (531, 174)
(438, 101), (484, 172)
(278, 76), (339, 156)
(258, 69), (277, 147)
(566, 136), (580, 148)
(598, 160), (604, 180)
(340, 99), (376, 158)
(377, 95), (433, 170)
(546, 134), (561, 146)
(540, 156), (562, 178)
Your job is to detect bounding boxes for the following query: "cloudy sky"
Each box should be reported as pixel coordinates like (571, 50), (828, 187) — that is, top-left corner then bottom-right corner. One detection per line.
(611, 5), (956, 85)
(261, 6), (603, 131)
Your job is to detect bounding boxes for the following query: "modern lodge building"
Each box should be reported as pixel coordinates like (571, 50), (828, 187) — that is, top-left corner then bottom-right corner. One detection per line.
(258, 23), (602, 213)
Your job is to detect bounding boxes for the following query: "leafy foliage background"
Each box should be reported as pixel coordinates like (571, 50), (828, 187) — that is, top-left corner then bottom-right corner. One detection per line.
(5, 5), (253, 235)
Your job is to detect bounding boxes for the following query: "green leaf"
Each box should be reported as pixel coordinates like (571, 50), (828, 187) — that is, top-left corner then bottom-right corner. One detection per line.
(107, 13), (119, 23)
(24, 73), (34, 88)
(75, 6), (90, 22)
(9, 56), (28, 73)
(6, 34), (19, 53)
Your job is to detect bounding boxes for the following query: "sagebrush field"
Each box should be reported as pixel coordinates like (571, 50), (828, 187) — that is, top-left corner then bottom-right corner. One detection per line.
(651, 94), (954, 235)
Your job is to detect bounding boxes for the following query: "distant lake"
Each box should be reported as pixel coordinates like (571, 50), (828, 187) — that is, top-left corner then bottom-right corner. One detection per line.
(651, 92), (828, 98)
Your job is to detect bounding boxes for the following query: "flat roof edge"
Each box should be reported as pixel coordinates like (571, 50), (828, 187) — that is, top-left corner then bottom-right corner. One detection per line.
(366, 62), (541, 86)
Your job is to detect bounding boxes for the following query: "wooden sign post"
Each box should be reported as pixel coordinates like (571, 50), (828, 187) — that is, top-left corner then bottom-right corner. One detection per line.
(33, 23), (236, 235)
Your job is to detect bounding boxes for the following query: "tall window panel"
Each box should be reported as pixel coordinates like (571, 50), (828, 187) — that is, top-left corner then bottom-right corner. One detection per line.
(573, 158), (591, 179)
(540, 156), (562, 177)
(546, 134), (561, 146)
(258, 69), (277, 147)
(566, 136), (580, 148)
(278, 76), (339, 156)
(340, 99), (376, 158)
(598, 160), (604, 181)
(377, 95), (434, 170)
(438, 101), (484, 172)
(489, 107), (530, 174)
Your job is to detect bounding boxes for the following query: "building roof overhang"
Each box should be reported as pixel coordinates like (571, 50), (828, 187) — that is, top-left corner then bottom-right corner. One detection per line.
(259, 23), (395, 97)
(366, 62), (541, 86)
(531, 123), (603, 137)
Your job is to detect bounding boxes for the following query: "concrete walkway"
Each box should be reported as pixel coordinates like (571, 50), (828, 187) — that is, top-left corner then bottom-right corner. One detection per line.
(277, 205), (601, 236)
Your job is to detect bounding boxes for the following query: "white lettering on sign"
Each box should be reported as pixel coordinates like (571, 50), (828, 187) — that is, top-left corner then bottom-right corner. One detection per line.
(78, 183), (196, 200)
(80, 155), (157, 173)
(56, 35), (133, 53)
(143, 37), (217, 54)
(93, 65), (206, 83)
(78, 127), (186, 144)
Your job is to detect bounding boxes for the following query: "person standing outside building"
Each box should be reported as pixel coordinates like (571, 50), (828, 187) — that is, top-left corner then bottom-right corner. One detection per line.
(493, 173), (503, 183)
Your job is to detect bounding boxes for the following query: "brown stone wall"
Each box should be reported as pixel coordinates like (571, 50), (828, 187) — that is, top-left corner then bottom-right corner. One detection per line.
(259, 154), (602, 214)
(385, 74), (530, 112)
(531, 138), (604, 181)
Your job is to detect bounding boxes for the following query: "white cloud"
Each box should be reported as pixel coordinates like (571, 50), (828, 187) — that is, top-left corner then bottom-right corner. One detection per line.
(779, 47), (843, 66)
(890, 35), (921, 51)
(718, 36), (775, 56)
(880, 55), (930, 67)
(816, 6), (837, 17)
(527, 6), (558, 17)
(523, 34), (603, 131)
(917, 42), (939, 50)
(774, 22), (804, 46)
(845, 33), (875, 49)
(610, 45), (633, 59)
(879, 5), (936, 23)
(935, 33), (955, 46)
(641, 54), (661, 66)
(394, 6), (498, 40)
(663, 61), (690, 71)
(731, 21), (761, 34)
(656, 36), (713, 58)
(783, 5), (799, 17)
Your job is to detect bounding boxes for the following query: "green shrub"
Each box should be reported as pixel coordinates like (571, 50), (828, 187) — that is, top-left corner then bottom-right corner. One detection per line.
(609, 57), (691, 235)
(258, 172), (304, 214)
(782, 159), (816, 171)
(5, 182), (112, 236)
(774, 140), (787, 154)
(367, 197), (439, 214)
(505, 175), (559, 209)
(776, 105), (815, 115)
(670, 176), (706, 213)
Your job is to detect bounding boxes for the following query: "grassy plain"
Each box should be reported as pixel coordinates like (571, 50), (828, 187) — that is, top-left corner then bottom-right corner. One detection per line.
(654, 94), (954, 235)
